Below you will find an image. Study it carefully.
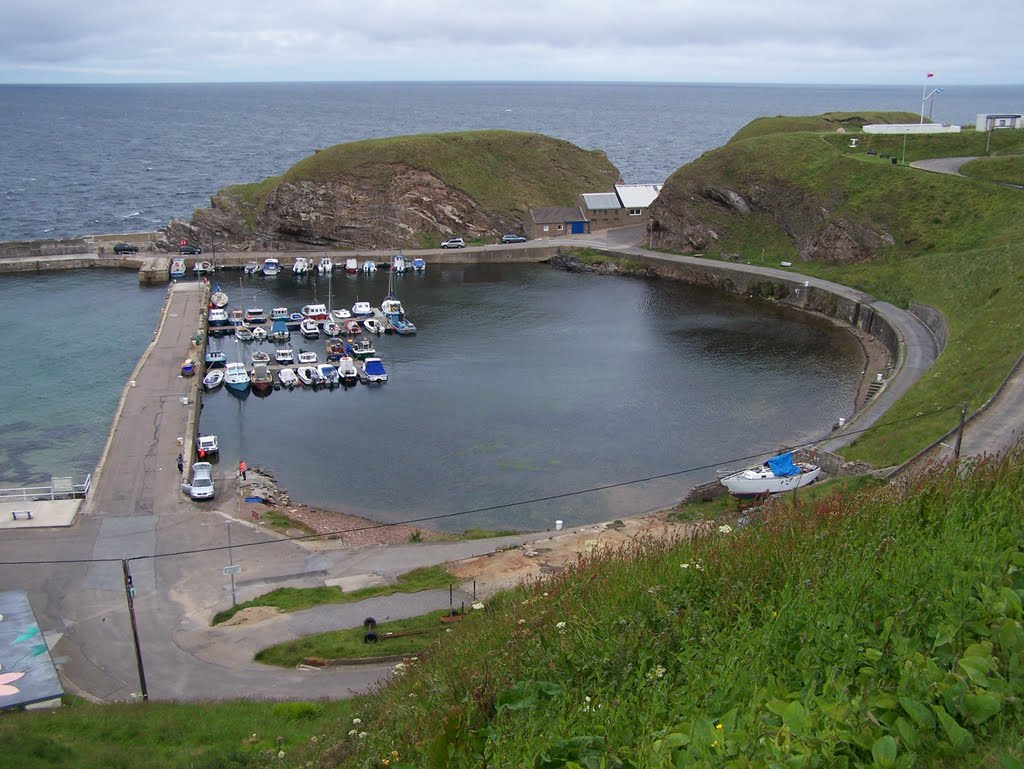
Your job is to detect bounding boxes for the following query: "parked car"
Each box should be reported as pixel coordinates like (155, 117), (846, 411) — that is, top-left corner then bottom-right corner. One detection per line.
(501, 234), (527, 243)
(181, 462), (215, 500)
(196, 434), (219, 458)
(113, 242), (139, 254)
(440, 237), (465, 249)
(179, 244), (203, 255)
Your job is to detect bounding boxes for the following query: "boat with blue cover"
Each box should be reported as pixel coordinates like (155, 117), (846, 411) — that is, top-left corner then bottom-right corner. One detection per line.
(719, 452), (821, 497)
(358, 357), (388, 383)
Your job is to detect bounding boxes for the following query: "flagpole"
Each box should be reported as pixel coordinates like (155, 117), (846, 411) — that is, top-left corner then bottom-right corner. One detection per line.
(920, 73), (933, 124)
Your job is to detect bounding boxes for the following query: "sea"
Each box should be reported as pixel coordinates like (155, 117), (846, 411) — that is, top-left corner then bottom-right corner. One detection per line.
(2, 81), (1021, 529)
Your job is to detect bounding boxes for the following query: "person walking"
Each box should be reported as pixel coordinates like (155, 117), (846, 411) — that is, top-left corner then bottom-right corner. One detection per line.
(238, 459), (247, 481)
(176, 453), (184, 474)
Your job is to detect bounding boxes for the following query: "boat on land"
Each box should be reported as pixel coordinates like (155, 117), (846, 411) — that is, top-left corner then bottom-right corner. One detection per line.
(361, 260), (377, 273)
(345, 258), (359, 273)
(351, 300), (373, 317)
(278, 367), (299, 388)
(210, 284), (229, 307)
(169, 257), (187, 279)
(244, 261), (260, 275)
(204, 350), (227, 368)
(202, 369), (224, 391)
(262, 258), (280, 276)
(300, 318), (320, 339)
(358, 357), (388, 383)
(718, 452), (822, 498)
(275, 348), (295, 365)
(363, 317), (386, 335)
(293, 257), (309, 275)
(224, 362), (251, 394)
(250, 363), (274, 393)
(318, 256), (333, 274)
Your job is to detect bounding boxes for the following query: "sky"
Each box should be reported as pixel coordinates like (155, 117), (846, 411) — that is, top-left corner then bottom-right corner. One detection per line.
(1, 0), (1021, 85)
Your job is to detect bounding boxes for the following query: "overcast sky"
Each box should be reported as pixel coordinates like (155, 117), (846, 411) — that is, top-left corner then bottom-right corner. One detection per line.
(1, 0), (1020, 85)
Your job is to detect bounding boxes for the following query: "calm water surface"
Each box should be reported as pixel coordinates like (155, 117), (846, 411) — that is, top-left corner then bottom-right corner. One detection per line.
(199, 264), (860, 531)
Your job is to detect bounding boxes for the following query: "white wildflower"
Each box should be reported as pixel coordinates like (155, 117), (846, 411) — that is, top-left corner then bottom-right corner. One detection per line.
(278, 750), (286, 759)
(556, 621), (567, 634)
(348, 729), (358, 737)
(358, 731), (368, 739)
(718, 524), (733, 534)
(681, 563), (690, 569)
(352, 718), (362, 725)
(517, 618), (526, 625)
(472, 602), (485, 611)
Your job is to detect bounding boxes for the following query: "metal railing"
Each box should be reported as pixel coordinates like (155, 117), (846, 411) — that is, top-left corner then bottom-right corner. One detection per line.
(0, 474), (91, 503)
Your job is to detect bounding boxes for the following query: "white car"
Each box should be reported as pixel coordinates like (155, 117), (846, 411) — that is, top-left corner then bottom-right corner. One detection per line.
(197, 434), (219, 458)
(441, 237), (465, 249)
(181, 462), (215, 500)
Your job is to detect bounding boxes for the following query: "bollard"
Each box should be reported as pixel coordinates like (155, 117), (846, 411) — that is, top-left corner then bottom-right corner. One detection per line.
(555, 520), (563, 530)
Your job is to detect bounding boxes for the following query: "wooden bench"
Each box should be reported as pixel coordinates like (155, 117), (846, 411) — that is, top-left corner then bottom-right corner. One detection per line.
(12, 511), (33, 520)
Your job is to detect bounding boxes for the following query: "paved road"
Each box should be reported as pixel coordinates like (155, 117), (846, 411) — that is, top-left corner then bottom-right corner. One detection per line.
(909, 157), (977, 176)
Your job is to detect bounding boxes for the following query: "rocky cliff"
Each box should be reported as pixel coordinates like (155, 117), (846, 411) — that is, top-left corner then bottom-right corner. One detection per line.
(167, 131), (620, 251)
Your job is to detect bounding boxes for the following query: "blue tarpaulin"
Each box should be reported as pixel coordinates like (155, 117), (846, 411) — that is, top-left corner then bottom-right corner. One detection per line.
(766, 452), (801, 477)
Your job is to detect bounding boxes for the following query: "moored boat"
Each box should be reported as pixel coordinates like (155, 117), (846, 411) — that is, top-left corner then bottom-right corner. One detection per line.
(252, 326), (268, 342)
(351, 338), (376, 359)
(270, 307), (289, 321)
(169, 257), (187, 279)
(411, 257), (426, 272)
(292, 257), (309, 275)
(361, 260), (377, 273)
(193, 260), (214, 274)
(345, 258), (359, 273)
(204, 350), (227, 368)
(358, 357), (388, 383)
(224, 361), (251, 393)
(286, 312), (304, 329)
(318, 363), (341, 386)
(718, 452), (822, 498)
(278, 367), (299, 388)
(351, 301), (372, 317)
(337, 355), (359, 385)
(210, 284), (229, 307)
(250, 363), (274, 393)
(202, 369), (224, 391)
(392, 254), (406, 273)
(270, 318), (290, 341)
(363, 317), (386, 335)
(323, 318), (342, 337)
(262, 258), (280, 276)
(244, 308), (267, 325)
(301, 303), (329, 321)
(244, 261), (260, 274)
(296, 365), (323, 387)
(343, 319), (363, 336)
(297, 350), (318, 365)
(331, 307), (352, 320)
(251, 350), (271, 365)
(208, 308), (231, 332)
(300, 318), (320, 339)
(235, 325), (254, 342)
(274, 347), (295, 365)
(318, 256), (333, 274)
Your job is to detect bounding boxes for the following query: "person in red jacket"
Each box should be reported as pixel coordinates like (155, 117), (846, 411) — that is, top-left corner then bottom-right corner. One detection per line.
(238, 459), (247, 480)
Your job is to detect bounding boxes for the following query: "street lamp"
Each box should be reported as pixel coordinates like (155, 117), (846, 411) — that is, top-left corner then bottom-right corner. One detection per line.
(927, 88), (944, 122)
(921, 87), (943, 124)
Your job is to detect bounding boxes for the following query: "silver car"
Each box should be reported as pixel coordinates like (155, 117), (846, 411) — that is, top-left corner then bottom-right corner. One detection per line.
(181, 462), (215, 500)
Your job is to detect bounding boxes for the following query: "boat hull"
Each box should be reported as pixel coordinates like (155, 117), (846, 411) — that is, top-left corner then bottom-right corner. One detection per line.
(720, 465), (821, 497)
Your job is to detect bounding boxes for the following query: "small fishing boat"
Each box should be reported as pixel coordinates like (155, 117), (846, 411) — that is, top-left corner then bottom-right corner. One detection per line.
(235, 325), (254, 342)
(297, 350), (319, 365)
(210, 284), (229, 307)
(718, 452), (822, 498)
(250, 363), (274, 393)
(278, 367), (299, 388)
(351, 338), (376, 359)
(244, 308), (267, 325)
(411, 257), (426, 272)
(202, 369), (224, 391)
(331, 307), (352, 320)
(337, 355), (359, 385)
(244, 261), (260, 274)
(270, 307), (289, 321)
(204, 350), (227, 368)
(270, 318), (290, 341)
(262, 258), (280, 276)
(230, 308), (245, 327)
(392, 254), (407, 273)
(318, 363), (341, 386)
(296, 366), (323, 387)
(386, 314), (417, 335)
(208, 308), (231, 332)
(292, 257), (309, 275)
(343, 319), (364, 336)
(224, 361), (251, 393)
(323, 318), (342, 337)
(252, 326), (268, 342)
(193, 260), (214, 274)
(381, 269), (416, 334)
(286, 312), (304, 330)
(358, 357), (388, 383)
(351, 301), (373, 317)
(300, 318), (320, 339)
(169, 257), (187, 279)
(361, 260), (377, 273)
(318, 256), (333, 274)
(345, 258), (359, 273)
(274, 347), (295, 365)
(363, 318), (386, 335)
(251, 350), (271, 365)
(301, 303), (329, 321)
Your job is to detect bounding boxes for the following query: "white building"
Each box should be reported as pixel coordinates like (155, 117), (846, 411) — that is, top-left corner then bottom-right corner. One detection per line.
(976, 113), (1022, 131)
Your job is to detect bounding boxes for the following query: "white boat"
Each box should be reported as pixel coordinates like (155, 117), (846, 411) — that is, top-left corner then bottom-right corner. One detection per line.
(278, 367), (299, 388)
(351, 338), (376, 359)
(361, 260), (377, 273)
(169, 257), (187, 279)
(244, 261), (260, 275)
(244, 307), (267, 325)
(262, 258), (280, 276)
(351, 301), (373, 316)
(392, 254), (406, 273)
(210, 284), (229, 307)
(318, 256), (333, 274)
(251, 350), (271, 365)
(270, 307), (289, 321)
(297, 350), (318, 365)
(301, 303), (329, 321)
(292, 257), (309, 275)
(202, 370), (224, 391)
(208, 307), (231, 332)
(250, 363), (274, 393)
(331, 307), (352, 320)
(252, 326), (268, 342)
(224, 361), (251, 393)
(323, 318), (342, 337)
(296, 366), (323, 387)
(412, 257), (426, 272)
(337, 355), (359, 384)
(345, 258), (359, 273)
(300, 318), (320, 339)
(363, 317), (386, 335)
(381, 269), (416, 334)
(235, 325), (254, 342)
(193, 260), (214, 274)
(343, 319), (364, 336)
(358, 357), (388, 383)
(718, 452), (822, 498)
(275, 348), (295, 364)
(204, 350), (227, 367)
(318, 363), (341, 386)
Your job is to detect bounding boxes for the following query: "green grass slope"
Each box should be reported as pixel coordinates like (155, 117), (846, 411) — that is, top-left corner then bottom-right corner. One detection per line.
(226, 130), (619, 225)
(729, 111), (922, 143)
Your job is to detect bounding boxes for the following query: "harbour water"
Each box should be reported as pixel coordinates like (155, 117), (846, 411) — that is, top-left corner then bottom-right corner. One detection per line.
(199, 264), (860, 532)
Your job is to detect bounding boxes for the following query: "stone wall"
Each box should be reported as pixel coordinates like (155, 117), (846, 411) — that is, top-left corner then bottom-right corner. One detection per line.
(909, 302), (947, 351)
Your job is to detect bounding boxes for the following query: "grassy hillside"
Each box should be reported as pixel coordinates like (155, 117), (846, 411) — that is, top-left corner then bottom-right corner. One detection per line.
(226, 130), (619, 223)
(659, 119), (1024, 465)
(729, 111), (921, 143)
(961, 154), (1024, 186)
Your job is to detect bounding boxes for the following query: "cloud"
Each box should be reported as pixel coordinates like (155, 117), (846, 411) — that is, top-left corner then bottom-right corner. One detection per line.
(0, 0), (1020, 83)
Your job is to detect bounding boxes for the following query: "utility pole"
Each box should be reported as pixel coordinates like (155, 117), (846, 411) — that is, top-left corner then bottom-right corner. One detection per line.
(121, 559), (149, 701)
(952, 401), (968, 461)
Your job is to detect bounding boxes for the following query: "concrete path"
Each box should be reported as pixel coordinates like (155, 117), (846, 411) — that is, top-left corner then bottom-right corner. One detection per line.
(909, 157), (977, 176)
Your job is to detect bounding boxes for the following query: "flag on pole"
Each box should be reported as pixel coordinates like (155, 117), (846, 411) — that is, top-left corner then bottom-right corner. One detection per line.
(927, 73), (934, 78)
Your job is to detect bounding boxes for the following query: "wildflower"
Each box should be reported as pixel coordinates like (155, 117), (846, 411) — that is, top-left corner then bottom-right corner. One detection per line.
(718, 524), (733, 534)
(278, 750), (286, 759)
(681, 563), (690, 569)
(445, 627), (452, 633)
(716, 723), (724, 731)
(585, 696), (592, 702)
(517, 618), (526, 625)
(382, 759), (390, 767)
(646, 665), (667, 681)
(712, 740), (718, 748)
(694, 562), (705, 572)
(358, 731), (368, 739)
(556, 621), (567, 634)
(472, 601), (485, 611)
(310, 736), (318, 743)
(352, 718), (362, 725)
(392, 751), (400, 758)
(348, 729), (358, 737)
(542, 592), (549, 597)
